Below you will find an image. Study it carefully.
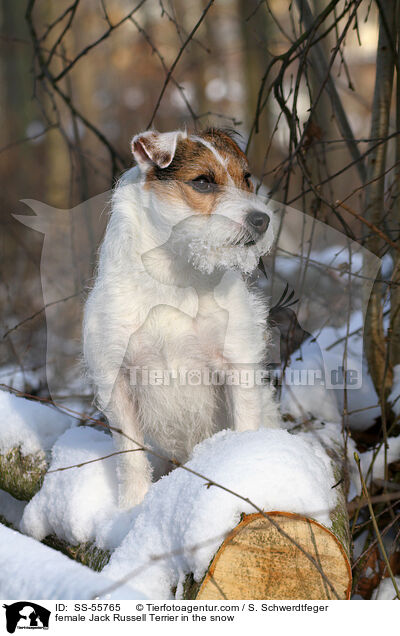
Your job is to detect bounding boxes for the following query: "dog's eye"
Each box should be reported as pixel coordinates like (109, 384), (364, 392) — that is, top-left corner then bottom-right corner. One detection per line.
(244, 172), (252, 188)
(189, 175), (217, 193)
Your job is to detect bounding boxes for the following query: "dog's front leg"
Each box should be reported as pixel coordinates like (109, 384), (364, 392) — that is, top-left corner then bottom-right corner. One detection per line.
(228, 378), (263, 432)
(227, 370), (280, 431)
(105, 374), (152, 509)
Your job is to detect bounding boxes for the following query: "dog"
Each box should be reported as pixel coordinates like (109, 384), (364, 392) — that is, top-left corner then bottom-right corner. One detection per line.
(83, 128), (280, 509)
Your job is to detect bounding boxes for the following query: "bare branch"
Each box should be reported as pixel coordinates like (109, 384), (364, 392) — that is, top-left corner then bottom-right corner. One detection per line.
(146, 0), (215, 128)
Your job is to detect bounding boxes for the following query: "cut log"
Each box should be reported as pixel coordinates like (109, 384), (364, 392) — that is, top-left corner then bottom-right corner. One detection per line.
(42, 535), (110, 572)
(185, 511), (351, 600)
(0, 447), (47, 501)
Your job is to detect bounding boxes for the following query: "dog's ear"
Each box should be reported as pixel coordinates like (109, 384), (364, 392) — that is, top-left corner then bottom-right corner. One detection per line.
(131, 130), (183, 171)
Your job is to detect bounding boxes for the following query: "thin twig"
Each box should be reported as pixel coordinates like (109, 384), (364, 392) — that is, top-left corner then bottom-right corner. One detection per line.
(336, 200), (400, 253)
(2, 292), (82, 340)
(146, 0), (215, 128)
(354, 451), (400, 599)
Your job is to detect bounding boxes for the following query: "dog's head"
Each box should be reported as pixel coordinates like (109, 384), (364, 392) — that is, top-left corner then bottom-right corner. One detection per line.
(131, 128), (277, 274)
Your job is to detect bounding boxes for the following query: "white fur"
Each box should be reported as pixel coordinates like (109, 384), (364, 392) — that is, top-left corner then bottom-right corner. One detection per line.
(83, 131), (281, 509)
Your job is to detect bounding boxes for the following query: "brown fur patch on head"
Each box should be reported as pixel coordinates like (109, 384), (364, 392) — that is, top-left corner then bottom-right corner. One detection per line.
(200, 128), (247, 164)
(145, 128), (253, 214)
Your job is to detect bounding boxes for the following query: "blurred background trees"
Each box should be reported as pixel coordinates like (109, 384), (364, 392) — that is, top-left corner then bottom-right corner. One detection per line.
(1, 0), (400, 599)
(0, 0), (398, 408)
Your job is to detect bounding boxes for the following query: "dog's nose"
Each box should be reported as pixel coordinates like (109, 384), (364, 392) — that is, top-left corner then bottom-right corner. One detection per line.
(246, 211), (270, 235)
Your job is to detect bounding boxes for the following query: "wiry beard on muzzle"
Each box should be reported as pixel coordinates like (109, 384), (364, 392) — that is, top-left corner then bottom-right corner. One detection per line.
(156, 213), (272, 276)
(187, 232), (262, 275)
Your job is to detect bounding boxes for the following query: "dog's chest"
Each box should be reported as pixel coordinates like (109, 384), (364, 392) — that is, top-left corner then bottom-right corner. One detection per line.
(126, 275), (267, 373)
(130, 292), (229, 370)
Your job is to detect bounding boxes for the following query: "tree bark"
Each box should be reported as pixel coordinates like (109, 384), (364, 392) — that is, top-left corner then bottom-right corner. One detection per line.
(364, 1), (397, 398)
(389, 2), (400, 371)
(238, 0), (272, 172)
(0, 448), (47, 501)
(296, 0), (367, 184)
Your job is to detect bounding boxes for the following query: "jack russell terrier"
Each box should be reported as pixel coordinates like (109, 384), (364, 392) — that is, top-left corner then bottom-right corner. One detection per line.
(83, 128), (280, 508)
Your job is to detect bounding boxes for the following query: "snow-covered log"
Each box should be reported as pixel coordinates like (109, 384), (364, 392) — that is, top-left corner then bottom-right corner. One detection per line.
(42, 535), (110, 572)
(0, 388), (353, 600)
(0, 447), (47, 501)
(0, 390), (71, 500)
(100, 425), (352, 599)
(183, 421), (352, 600)
(0, 524), (143, 600)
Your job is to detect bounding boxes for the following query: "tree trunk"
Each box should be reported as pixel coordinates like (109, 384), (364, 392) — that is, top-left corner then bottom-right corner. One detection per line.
(238, 0), (272, 173)
(389, 3), (400, 371)
(364, 1), (397, 398)
(296, 0), (367, 184)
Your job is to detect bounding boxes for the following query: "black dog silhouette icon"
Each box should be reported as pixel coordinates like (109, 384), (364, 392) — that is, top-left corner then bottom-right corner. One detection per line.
(3, 602), (50, 633)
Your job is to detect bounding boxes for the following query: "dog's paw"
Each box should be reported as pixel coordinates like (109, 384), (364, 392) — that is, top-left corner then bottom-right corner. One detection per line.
(118, 475), (151, 510)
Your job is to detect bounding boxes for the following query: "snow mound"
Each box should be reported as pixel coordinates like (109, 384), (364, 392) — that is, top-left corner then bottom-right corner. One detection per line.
(0, 390), (73, 456)
(0, 364), (42, 393)
(20, 426), (133, 548)
(372, 576), (400, 600)
(0, 490), (26, 527)
(103, 428), (337, 598)
(19, 424), (344, 600)
(0, 524), (145, 600)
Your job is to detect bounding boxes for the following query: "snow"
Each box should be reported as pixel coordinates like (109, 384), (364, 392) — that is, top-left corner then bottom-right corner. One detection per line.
(0, 389), (73, 456)
(0, 524), (145, 600)
(20, 427), (133, 549)
(299, 423), (400, 498)
(350, 436), (400, 494)
(21, 426), (338, 599)
(0, 365), (42, 393)
(0, 490), (26, 527)
(102, 428), (337, 598)
(371, 576), (400, 600)
(388, 364), (400, 416)
(280, 311), (380, 429)
(295, 420), (352, 458)
(280, 337), (342, 423)
(288, 420), (400, 498)
(316, 314), (380, 430)
(18, 423), (339, 599)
